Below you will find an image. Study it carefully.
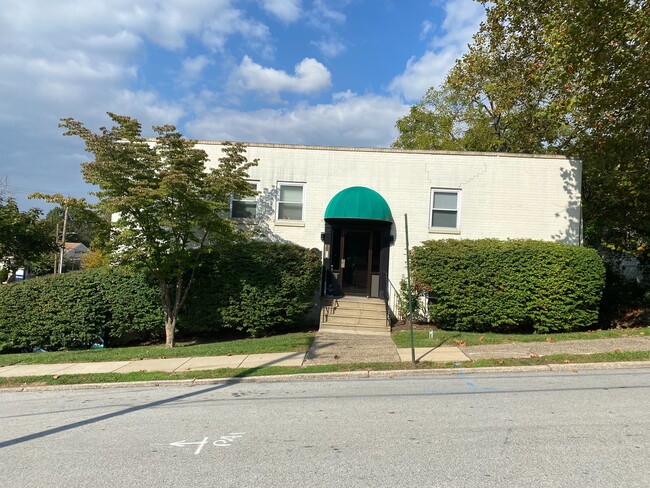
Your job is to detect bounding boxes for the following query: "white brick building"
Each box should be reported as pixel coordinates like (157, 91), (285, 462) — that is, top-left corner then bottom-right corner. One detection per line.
(200, 141), (582, 306)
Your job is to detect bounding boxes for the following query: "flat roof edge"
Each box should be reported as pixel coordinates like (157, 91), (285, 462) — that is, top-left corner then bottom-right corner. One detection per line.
(147, 138), (574, 160)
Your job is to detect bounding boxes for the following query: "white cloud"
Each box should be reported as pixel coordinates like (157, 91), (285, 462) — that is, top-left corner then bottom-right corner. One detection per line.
(259, 0), (302, 23)
(200, 8), (271, 52)
(232, 56), (332, 97)
(305, 1), (349, 58)
(437, 0), (486, 47)
(388, 49), (458, 101)
(420, 20), (434, 41)
(181, 55), (212, 83)
(0, 0), (223, 207)
(0, 0), (274, 123)
(0, 0), (269, 53)
(311, 0), (347, 25)
(389, 0), (485, 102)
(312, 38), (347, 57)
(186, 92), (409, 147)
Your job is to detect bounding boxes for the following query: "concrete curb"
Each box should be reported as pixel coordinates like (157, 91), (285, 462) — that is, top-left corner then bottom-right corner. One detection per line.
(2, 360), (649, 392)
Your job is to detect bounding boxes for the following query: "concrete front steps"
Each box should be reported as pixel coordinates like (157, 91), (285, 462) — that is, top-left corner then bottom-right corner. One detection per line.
(319, 296), (390, 336)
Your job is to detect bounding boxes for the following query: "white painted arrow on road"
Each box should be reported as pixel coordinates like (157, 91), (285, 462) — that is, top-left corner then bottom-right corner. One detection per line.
(170, 437), (209, 455)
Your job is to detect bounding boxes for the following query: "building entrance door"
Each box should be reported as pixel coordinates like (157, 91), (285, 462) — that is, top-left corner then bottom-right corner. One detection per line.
(340, 230), (370, 295)
(329, 227), (383, 297)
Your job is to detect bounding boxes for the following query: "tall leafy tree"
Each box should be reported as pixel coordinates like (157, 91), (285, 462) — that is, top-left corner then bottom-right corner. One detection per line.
(0, 197), (56, 279)
(473, 0), (649, 256)
(61, 113), (258, 347)
(394, 0), (649, 258)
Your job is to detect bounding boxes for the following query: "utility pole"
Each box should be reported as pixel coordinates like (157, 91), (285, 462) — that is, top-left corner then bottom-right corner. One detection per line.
(58, 205), (68, 274)
(54, 222), (60, 273)
(405, 214), (415, 364)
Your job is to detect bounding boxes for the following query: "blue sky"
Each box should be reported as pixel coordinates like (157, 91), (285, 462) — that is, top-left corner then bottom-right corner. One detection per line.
(0, 0), (485, 210)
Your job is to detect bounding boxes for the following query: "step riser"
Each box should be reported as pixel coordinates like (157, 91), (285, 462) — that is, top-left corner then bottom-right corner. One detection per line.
(332, 301), (385, 308)
(325, 317), (387, 327)
(332, 306), (385, 314)
(319, 325), (391, 336)
(328, 311), (386, 320)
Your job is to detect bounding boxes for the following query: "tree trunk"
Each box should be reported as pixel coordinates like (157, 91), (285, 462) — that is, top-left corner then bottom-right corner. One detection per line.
(161, 273), (193, 349)
(165, 314), (176, 348)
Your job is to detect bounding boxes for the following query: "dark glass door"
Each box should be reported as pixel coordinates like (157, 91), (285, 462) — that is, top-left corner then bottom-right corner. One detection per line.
(326, 223), (387, 298)
(341, 231), (370, 295)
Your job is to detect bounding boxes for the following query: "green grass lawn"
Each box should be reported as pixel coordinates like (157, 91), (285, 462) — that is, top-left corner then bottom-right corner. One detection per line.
(0, 332), (315, 366)
(391, 327), (650, 348)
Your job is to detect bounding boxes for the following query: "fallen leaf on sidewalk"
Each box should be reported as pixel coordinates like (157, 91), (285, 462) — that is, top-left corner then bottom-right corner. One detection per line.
(614, 348), (622, 353)
(530, 353), (541, 358)
(334, 354), (340, 360)
(546, 338), (556, 343)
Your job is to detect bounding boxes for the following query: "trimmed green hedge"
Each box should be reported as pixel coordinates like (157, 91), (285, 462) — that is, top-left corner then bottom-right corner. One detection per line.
(0, 268), (162, 352)
(182, 240), (321, 337)
(411, 239), (605, 333)
(0, 241), (321, 352)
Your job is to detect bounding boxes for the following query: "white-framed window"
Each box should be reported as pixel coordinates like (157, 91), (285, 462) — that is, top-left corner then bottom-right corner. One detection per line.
(277, 183), (304, 221)
(430, 189), (461, 229)
(230, 181), (258, 219)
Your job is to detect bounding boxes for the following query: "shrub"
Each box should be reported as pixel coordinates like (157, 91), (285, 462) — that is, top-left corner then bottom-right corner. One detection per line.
(0, 240), (321, 352)
(398, 278), (428, 323)
(182, 240), (321, 337)
(100, 269), (164, 343)
(410, 239), (605, 333)
(0, 268), (162, 352)
(599, 260), (650, 326)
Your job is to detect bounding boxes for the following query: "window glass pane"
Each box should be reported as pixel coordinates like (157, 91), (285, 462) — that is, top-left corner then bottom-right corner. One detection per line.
(431, 210), (457, 228)
(233, 194), (256, 202)
(280, 185), (303, 203)
(279, 202), (302, 220)
(433, 192), (457, 210)
(232, 201), (256, 218)
(231, 183), (257, 218)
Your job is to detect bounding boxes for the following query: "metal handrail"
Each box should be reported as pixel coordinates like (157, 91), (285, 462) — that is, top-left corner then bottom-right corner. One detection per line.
(320, 297), (339, 323)
(383, 272), (403, 326)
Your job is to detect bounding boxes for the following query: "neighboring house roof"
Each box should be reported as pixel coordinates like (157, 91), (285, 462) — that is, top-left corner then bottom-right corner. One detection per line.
(63, 242), (89, 257)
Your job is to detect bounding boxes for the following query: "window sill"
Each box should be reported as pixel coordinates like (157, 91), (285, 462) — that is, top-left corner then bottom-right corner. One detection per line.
(275, 220), (305, 227)
(428, 227), (461, 235)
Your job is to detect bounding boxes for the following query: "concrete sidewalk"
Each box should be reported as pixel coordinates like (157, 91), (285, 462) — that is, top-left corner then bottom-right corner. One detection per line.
(0, 352), (306, 378)
(0, 336), (648, 378)
(460, 336), (650, 360)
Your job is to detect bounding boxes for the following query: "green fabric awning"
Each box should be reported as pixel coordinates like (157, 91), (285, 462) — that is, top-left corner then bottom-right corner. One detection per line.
(324, 186), (393, 222)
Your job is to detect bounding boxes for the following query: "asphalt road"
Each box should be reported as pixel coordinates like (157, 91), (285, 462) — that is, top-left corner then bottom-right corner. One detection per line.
(1, 369), (649, 487)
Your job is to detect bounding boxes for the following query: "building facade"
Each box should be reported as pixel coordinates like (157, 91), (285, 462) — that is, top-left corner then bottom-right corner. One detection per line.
(199, 141), (582, 306)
